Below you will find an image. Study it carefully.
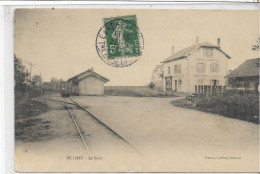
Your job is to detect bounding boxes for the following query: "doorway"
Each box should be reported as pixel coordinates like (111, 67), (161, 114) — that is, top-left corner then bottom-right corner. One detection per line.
(213, 80), (217, 87)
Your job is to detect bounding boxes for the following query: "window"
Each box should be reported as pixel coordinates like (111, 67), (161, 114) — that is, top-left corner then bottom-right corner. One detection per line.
(197, 63), (205, 73)
(210, 63), (219, 73)
(174, 64), (182, 74)
(204, 48), (213, 57)
(168, 66), (171, 75)
(211, 80), (219, 86)
(174, 65), (178, 73)
(178, 79), (182, 89)
(178, 64), (182, 73)
(166, 77), (172, 90)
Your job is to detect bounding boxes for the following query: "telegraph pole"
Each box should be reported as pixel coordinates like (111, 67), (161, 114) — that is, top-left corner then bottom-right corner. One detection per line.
(30, 62), (33, 82)
(40, 72), (43, 96)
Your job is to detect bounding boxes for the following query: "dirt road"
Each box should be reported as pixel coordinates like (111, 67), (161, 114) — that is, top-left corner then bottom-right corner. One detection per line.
(15, 95), (259, 172)
(72, 96), (259, 172)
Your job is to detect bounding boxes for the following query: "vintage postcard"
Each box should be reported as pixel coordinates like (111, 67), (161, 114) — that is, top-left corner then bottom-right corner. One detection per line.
(14, 8), (259, 172)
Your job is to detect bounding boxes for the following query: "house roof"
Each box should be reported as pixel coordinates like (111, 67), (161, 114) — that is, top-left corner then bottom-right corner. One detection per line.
(161, 41), (231, 63)
(68, 69), (109, 83)
(225, 58), (260, 78)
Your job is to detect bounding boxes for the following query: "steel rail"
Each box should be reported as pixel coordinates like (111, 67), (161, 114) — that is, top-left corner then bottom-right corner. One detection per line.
(69, 98), (142, 155)
(44, 98), (91, 154)
(42, 98), (77, 106)
(43, 97), (141, 155)
(64, 101), (91, 154)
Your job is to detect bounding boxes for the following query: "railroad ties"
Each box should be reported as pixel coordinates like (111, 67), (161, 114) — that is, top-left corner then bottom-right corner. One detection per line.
(43, 97), (141, 155)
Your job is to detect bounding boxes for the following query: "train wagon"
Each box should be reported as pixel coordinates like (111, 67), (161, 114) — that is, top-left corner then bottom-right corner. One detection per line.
(60, 81), (71, 97)
(60, 81), (79, 97)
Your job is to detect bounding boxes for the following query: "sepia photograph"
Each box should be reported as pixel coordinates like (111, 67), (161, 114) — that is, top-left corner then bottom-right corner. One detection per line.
(14, 8), (259, 172)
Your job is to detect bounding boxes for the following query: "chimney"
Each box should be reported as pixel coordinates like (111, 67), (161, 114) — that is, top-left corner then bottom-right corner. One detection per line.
(196, 36), (199, 45)
(217, 38), (220, 47)
(171, 46), (174, 55)
(90, 67), (94, 71)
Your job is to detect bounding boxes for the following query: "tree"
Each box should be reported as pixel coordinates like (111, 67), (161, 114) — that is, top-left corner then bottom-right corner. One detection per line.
(151, 64), (164, 82)
(252, 37), (260, 50)
(49, 77), (63, 91)
(32, 75), (42, 87)
(148, 82), (155, 90)
(14, 55), (30, 91)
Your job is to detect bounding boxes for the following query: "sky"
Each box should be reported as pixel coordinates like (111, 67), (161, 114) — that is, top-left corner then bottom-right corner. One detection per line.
(14, 9), (259, 86)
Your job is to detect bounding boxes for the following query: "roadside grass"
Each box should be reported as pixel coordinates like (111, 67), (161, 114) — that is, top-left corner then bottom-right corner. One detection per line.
(104, 86), (175, 97)
(15, 99), (48, 119)
(170, 98), (196, 109)
(15, 96), (51, 142)
(171, 91), (259, 124)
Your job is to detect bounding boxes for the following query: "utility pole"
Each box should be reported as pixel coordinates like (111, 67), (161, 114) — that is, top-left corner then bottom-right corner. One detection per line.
(28, 61), (33, 83)
(40, 72), (43, 96)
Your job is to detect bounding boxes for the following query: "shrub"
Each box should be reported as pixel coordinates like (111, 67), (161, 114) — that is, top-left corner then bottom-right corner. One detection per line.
(148, 82), (155, 90)
(195, 91), (259, 124)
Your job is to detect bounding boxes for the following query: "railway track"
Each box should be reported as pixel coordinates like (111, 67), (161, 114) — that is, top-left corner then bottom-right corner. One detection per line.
(68, 98), (141, 154)
(42, 98), (77, 106)
(43, 97), (141, 155)
(64, 101), (91, 154)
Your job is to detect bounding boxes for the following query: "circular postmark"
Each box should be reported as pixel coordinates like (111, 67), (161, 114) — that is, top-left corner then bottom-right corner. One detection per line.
(96, 18), (144, 68)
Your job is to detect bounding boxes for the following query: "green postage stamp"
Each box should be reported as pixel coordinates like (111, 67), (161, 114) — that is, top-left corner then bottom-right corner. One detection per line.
(96, 15), (144, 67)
(104, 15), (141, 59)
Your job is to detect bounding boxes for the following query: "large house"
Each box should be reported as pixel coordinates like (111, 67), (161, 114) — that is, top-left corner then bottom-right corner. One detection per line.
(225, 58), (259, 92)
(161, 38), (230, 94)
(68, 68), (109, 95)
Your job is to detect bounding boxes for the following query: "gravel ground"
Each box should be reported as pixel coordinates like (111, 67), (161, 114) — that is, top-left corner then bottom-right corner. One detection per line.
(70, 108), (140, 157)
(15, 96), (143, 172)
(72, 95), (259, 172)
(15, 94), (259, 172)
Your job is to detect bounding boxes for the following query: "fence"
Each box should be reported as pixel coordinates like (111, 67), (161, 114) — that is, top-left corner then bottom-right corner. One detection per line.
(225, 86), (258, 92)
(195, 85), (225, 95)
(194, 85), (259, 95)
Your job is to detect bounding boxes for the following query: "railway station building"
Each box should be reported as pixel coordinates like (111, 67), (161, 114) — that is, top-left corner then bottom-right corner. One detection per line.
(68, 68), (109, 96)
(161, 37), (230, 94)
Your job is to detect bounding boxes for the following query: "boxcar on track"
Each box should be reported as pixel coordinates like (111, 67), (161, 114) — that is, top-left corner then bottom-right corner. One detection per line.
(60, 81), (79, 97)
